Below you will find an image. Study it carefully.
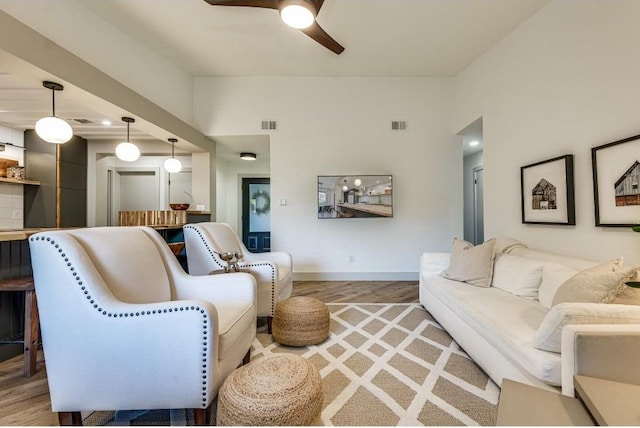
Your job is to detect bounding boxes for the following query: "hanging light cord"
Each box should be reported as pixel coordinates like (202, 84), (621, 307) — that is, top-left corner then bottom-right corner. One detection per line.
(171, 140), (175, 158)
(51, 89), (56, 117)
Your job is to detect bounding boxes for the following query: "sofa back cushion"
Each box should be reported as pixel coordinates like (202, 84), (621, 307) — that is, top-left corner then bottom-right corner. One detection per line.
(491, 254), (544, 299)
(538, 262), (579, 309)
(441, 238), (495, 287)
(508, 247), (596, 271)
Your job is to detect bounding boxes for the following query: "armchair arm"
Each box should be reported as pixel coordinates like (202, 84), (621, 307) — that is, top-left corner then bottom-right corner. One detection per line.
(45, 297), (222, 411)
(561, 324), (640, 396)
(420, 252), (450, 278)
(172, 271), (257, 304)
(242, 251), (292, 271)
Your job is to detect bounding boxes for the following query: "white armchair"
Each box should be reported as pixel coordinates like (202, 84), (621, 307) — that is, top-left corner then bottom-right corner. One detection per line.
(183, 222), (293, 333)
(28, 226), (257, 426)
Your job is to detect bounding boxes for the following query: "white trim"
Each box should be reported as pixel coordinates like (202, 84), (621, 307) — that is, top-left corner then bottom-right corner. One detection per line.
(293, 271), (418, 281)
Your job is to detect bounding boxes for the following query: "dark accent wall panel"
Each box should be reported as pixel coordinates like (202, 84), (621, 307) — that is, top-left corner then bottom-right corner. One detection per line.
(58, 135), (87, 227)
(24, 129), (56, 228)
(24, 130), (87, 228)
(59, 188), (87, 227)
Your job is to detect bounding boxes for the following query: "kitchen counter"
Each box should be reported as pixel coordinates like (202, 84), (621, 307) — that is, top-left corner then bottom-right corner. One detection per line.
(0, 224), (188, 242)
(337, 203), (392, 217)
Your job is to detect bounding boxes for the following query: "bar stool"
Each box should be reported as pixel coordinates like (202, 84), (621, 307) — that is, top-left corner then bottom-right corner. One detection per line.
(0, 276), (39, 376)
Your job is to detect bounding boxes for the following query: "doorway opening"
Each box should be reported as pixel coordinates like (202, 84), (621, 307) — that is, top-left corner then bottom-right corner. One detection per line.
(241, 177), (271, 252)
(459, 118), (484, 245)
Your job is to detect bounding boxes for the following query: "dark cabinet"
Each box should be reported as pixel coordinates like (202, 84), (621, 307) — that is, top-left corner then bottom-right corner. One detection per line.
(24, 130), (87, 228)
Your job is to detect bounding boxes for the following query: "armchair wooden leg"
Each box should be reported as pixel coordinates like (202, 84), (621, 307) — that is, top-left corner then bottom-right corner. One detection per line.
(243, 349), (251, 365)
(58, 411), (82, 426)
(24, 289), (39, 377)
(193, 405), (211, 426)
(267, 316), (273, 334)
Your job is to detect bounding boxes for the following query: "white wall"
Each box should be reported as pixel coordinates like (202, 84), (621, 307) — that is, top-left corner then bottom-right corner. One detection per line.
(455, 0), (640, 264)
(195, 77), (461, 279)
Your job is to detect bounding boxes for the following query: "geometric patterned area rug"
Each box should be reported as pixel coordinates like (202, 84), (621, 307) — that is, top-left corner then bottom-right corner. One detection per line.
(85, 304), (499, 426)
(252, 303), (499, 426)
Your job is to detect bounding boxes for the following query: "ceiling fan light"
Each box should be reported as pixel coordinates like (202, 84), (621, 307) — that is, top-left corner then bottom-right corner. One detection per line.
(280, 0), (315, 29)
(35, 116), (73, 144)
(115, 141), (140, 162)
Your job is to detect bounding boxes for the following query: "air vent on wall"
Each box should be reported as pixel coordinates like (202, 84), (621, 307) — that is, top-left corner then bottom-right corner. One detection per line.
(71, 118), (93, 124)
(391, 121), (408, 131)
(261, 120), (277, 130)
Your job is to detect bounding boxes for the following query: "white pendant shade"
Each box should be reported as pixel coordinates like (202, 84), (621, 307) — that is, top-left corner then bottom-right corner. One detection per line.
(164, 157), (182, 173)
(115, 141), (140, 162)
(280, 1), (315, 29)
(35, 116), (73, 144)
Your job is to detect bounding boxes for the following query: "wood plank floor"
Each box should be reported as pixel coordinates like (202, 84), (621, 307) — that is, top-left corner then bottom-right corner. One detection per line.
(0, 280), (418, 426)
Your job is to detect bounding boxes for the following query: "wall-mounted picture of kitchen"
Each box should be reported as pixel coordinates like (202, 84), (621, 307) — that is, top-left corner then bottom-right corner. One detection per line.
(317, 175), (393, 219)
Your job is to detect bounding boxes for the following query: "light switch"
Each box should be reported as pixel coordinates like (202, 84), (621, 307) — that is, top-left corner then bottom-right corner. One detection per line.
(279, 198), (287, 206)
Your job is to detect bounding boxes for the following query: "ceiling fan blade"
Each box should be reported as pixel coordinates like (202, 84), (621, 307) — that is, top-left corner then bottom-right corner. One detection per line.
(312, 0), (325, 12)
(300, 21), (344, 55)
(203, 0), (279, 9)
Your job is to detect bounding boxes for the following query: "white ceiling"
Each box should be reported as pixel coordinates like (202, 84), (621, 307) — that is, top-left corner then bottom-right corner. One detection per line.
(78, 0), (548, 77)
(0, 0), (548, 158)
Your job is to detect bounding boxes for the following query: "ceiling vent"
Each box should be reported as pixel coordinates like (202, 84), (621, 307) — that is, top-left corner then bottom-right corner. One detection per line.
(71, 118), (93, 124)
(391, 121), (408, 131)
(261, 120), (277, 130)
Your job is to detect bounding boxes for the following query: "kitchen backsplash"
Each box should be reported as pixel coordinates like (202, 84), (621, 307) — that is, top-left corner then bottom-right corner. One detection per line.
(0, 124), (25, 229)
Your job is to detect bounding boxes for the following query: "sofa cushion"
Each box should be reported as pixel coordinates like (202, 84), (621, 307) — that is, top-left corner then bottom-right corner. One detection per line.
(533, 302), (640, 352)
(423, 275), (561, 385)
(538, 262), (579, 309)
(441, 238), (495, 287)
(552, 258), (636, 306)
(491, 254), (544, 299)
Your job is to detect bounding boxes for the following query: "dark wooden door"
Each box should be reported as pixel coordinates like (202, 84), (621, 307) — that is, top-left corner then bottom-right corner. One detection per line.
(242, 177), (271, 252)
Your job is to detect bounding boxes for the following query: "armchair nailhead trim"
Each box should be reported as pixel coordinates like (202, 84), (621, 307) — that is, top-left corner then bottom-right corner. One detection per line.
(30, 234), (212, 407)
(185, 226), (278, 315)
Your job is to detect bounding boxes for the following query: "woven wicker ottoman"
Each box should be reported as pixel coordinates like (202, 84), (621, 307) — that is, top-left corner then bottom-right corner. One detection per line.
(217, 353), (323, 426)
(272, 296), (330, 346)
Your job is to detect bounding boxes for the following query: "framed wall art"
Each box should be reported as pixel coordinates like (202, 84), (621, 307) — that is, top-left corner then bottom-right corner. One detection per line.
(592, 133), (640, 227)
(521, 154), (575, 225)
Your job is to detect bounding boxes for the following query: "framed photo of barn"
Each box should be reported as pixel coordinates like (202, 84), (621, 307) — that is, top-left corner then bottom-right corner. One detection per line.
(521, 155), (575, 225)
(592, 134), (640, 227)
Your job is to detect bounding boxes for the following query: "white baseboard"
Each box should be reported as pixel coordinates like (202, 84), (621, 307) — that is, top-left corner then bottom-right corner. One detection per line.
(293, 271), (418, 281)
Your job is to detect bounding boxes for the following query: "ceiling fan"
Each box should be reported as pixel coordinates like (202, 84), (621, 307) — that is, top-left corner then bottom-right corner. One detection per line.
(203, 0), (345, 54)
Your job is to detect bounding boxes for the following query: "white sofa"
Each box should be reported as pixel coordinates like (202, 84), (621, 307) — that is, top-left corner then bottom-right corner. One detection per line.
(419, 240), (640, 395)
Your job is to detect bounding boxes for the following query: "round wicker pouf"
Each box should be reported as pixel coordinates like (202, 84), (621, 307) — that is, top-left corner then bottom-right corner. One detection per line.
(216, 353), (323, 426)
(272, 296), (330, 347)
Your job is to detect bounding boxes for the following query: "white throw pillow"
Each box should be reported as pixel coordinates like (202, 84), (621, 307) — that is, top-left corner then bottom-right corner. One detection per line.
(533, 302), (640, 353)
(552, 258), (636, 306)
(441, 238), (496, 288)
(538, 262), (579, 309)
(491, 254), (544, 299)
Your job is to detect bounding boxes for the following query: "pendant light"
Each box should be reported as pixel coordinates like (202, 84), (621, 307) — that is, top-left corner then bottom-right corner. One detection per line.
(279, 0), (316, 29)
(115, 117), (140, 162)
(35, 81), (73, 144)
(164, 138), (182, 173)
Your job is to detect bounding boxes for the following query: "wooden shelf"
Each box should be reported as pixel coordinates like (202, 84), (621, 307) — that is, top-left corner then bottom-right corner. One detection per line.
(0, 177), (40, 186)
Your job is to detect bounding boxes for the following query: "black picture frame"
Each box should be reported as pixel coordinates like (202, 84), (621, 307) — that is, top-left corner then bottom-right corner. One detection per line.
(592, 134), (640, 227)
(521, 154), (575, 225)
